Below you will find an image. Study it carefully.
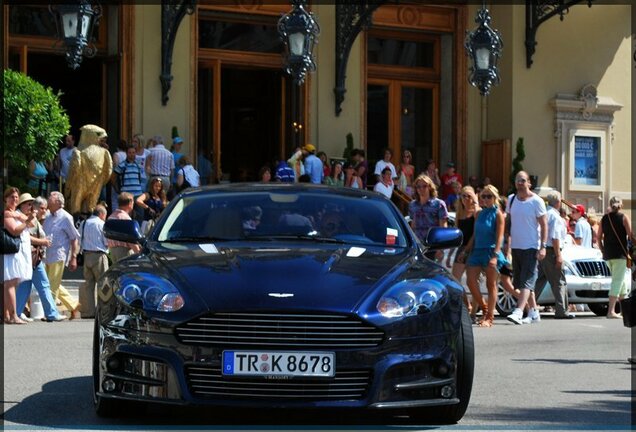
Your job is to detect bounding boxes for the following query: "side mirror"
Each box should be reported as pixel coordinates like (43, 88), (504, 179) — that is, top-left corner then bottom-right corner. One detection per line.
(424, 227), (463, 250)
(104, 219), (143, 244)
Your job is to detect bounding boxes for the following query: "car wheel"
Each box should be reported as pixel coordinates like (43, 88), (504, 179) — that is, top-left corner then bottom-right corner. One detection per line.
(496, 283), (517, 316)
(588, 302), (620, 317)
(408, 307), (474, 424)
(93, 318), (122, 417)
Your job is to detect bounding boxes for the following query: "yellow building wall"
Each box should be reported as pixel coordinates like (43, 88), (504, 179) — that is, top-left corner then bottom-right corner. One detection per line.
(509, 4), (631, 194)
(467, 4), (630, 209)
(310, 5), (363, 161)
(133, 5), (193, 159)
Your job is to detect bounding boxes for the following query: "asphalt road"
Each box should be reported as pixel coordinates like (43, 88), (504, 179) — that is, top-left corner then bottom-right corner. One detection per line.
(2, 287), (633, 431)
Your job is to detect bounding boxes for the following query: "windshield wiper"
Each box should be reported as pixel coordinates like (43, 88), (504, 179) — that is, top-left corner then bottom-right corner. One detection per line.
(164, 236), (239, 242)
(246, 234), (348, 244)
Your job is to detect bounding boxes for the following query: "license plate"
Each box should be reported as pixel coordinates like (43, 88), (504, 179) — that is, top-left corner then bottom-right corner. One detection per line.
(591, 282), (608, 291)
(222, 351), (335, 377)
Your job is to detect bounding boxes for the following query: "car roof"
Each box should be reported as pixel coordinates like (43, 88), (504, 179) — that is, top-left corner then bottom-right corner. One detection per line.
(178, 183), (385, 200)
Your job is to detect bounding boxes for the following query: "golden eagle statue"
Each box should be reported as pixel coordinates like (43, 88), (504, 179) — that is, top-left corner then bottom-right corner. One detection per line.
(65, 124), (113, 215)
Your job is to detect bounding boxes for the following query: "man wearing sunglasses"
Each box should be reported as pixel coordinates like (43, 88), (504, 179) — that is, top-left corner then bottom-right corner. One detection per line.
(505, 171), (548, 325)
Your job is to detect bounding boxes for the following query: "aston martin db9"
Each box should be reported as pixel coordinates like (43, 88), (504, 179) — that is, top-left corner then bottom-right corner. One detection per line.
(94, 184), (472, 423)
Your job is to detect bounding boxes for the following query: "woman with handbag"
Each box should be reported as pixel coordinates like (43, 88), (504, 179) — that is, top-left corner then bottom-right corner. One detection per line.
(3, 187), (35, 324)
(597, 196), (633, 319)
(15, 195), (67, 322)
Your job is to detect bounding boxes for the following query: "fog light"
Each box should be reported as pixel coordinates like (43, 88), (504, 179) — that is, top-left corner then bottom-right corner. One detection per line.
(102, 379), (117, 392)
(436, 363), (449, 377)
(106, 357), (120, 371)
(440, 385), (454, 398)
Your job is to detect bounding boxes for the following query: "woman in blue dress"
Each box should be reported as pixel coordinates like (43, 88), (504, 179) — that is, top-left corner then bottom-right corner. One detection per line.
(463, 185), (510, 327)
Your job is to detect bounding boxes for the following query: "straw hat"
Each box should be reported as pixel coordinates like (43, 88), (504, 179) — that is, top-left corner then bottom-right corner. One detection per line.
(18, 193), (35, 207)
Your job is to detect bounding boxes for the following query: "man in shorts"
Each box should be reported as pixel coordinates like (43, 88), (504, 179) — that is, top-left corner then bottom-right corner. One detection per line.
(505, 171), (548, 325)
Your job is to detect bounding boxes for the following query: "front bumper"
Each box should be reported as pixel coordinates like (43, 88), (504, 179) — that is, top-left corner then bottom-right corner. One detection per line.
(95, 317), (462, 410)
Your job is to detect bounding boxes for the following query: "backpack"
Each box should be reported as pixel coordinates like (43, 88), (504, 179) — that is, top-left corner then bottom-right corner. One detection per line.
(177, 168), (191, 192)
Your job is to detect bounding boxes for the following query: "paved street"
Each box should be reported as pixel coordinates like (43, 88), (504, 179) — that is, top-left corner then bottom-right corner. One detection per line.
(2, 282), (633, 431)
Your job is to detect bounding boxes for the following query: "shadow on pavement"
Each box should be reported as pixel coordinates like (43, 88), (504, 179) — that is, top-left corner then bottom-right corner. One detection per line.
(3, 376), (444, 429)
(467, 396), (631, 427)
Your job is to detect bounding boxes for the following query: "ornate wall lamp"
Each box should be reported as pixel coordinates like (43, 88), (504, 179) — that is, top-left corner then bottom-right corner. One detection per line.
(277, 0), (321, 85)
(161, 0), (196, 105)
(526, 0), (593, 68)
(50, 0), (102, 70)
(464, 4), (503, 96)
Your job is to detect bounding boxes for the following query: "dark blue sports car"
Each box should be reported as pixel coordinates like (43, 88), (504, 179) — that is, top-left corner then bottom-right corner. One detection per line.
(94, 184), (473, 423)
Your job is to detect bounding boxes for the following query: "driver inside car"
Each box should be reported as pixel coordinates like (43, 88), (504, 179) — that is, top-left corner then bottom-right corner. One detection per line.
(320, 211), (349, 238)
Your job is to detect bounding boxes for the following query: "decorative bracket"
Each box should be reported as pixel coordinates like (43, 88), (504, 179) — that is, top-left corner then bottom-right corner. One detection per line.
(161, 0), (196, 106)
(334, 1), (385, 116)
(525, 0), (593, 68)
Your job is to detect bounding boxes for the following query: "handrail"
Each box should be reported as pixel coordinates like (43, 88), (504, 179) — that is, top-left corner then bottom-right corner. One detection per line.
(391, 188), (412, 216)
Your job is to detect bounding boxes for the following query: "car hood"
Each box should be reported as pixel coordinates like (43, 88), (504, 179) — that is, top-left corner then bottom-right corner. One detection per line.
(562, 244), (604, 262)
(147, 242), (413, 313)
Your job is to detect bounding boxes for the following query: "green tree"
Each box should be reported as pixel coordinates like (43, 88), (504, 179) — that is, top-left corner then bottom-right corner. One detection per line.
(3, 70), (70, 176)
(342, 132), (354, 160)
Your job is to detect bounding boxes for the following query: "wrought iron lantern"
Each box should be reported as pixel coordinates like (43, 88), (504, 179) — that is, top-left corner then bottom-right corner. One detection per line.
(464, 4), (503, 96)
(50, 0), (102, 70)
(277, 0), (320, 85)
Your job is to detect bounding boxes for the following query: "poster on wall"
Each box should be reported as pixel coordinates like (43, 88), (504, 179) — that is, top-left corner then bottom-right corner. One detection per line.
(573, 135), (601, 186)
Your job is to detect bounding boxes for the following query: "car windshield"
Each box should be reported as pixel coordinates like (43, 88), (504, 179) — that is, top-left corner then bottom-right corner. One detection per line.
(155, 191), (409, 247)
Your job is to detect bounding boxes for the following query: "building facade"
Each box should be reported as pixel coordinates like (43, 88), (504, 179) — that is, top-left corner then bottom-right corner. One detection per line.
(4, 3), (631, 215)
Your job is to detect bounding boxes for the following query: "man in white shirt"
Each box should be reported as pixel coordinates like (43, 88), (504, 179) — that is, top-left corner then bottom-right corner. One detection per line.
(534, 191), (574, 319)
(78, 204), (109, 318)
(373, 148), (397, 182)
(373, 167), (395, 199)
(504, 171), (548, 325)
(43, 191), (81, 319)
(57, 134), (76, 189)
(571, 204), (592, 248)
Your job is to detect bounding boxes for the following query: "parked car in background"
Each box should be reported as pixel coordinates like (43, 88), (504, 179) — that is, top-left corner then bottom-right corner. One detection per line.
(95, 184), (472, 423)
(446, 212), (628, 316)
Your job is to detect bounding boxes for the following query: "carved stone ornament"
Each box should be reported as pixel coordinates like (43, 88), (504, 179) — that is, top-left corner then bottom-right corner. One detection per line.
(579, 84), (598, 120)
(550, 84), (622, 124)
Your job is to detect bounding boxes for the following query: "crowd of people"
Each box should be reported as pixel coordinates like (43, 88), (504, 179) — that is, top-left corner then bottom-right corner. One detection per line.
(3, 136), (632, 327)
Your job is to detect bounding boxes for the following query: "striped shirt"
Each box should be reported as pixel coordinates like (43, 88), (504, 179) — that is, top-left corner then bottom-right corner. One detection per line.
(80, 215), (108, 253)
(147, 144), (174, 176)
(42, 208), (80, 266)
(106, 209), (135, 249)
(114, 160), (144, 197)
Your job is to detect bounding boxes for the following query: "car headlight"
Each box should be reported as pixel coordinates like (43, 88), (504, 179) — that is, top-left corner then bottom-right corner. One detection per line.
(377, 279), (447, 318)
(115, 273), (184, 312)
(562, 262), (576, 276)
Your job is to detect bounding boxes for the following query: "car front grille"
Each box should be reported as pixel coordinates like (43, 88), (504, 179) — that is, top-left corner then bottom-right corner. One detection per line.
(175, 312), (385, 348)
(574, 260), (611, 277)
(185, 365), (372, 401)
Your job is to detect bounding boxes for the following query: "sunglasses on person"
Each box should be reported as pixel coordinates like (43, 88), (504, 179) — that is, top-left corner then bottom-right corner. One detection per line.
(415, 184), (428, 189)
(481, 194), (494, 199)
(461, 194), (472, 199)
(515, 178), (528, 183)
